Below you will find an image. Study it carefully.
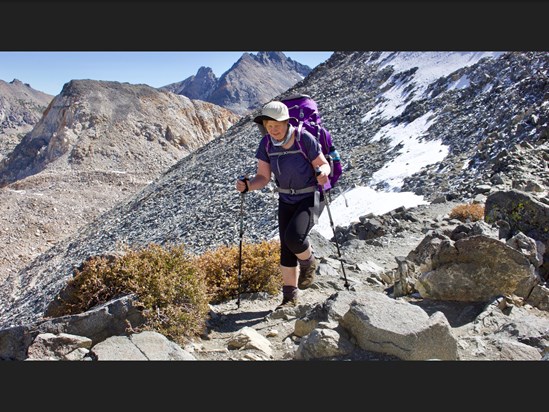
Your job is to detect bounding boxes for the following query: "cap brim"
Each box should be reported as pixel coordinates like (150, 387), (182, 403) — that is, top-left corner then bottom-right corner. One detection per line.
(253, 115), (297, 124)
(253, 115), (275, 124)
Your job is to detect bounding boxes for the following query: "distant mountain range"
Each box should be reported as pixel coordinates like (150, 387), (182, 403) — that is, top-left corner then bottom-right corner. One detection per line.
(0, 51), (315, 157)
(0, 78), (53, 130)
(159, 51), (312, 115)
(0, 79), (54, 159)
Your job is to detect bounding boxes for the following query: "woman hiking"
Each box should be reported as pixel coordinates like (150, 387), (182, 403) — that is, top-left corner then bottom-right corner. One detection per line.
(235, 100), (331, 310)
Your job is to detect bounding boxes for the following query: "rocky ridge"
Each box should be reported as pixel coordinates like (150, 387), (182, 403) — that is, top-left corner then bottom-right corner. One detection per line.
(0, 80), (239, 283)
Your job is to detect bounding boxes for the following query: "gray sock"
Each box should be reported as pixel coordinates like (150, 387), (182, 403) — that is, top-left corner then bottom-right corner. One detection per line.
(282, 285), (298, 299)
(298, 254), (315, 267)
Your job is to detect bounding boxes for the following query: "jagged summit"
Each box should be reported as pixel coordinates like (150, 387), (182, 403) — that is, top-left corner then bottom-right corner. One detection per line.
(160, 51), (313, 115)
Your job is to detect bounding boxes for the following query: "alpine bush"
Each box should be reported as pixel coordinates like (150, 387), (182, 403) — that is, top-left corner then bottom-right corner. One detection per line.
(449, 202), (485, 222)
(196, 239), (282, 303)
(48, 239), (281, 344)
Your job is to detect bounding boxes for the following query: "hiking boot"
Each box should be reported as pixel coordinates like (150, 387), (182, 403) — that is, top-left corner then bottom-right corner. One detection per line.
(298, 256), (318, 290)
(275, 295), (298, 310)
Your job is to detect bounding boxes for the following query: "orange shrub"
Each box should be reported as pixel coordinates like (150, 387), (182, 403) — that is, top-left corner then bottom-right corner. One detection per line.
(195, 239), (282, 303)
(449, 203), (485, 222)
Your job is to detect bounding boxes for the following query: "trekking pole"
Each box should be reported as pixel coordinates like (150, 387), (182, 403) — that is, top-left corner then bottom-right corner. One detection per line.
(340, 186), (349, 208)
(236, 175), (247, 307)
(315, 168), (350, 290)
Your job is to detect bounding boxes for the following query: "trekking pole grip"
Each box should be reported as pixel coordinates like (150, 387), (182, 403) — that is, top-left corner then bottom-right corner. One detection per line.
(315, 167), (324, 190)
(238, 175), (249, 194)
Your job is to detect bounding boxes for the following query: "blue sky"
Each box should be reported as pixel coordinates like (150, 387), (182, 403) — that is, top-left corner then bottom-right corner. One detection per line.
(0, 51), (333, 96)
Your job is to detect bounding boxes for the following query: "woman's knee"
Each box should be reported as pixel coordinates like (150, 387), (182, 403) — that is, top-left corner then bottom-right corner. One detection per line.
(283, 231), (309, 255)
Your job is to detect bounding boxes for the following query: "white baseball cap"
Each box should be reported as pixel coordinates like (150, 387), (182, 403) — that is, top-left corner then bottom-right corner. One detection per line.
(253, 101), (290, 124)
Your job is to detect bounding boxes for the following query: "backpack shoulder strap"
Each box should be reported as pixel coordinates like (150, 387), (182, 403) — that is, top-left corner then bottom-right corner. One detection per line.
(261, 134), (271, 153)
(293, 129), (317, 178)
(296, 121), (304, 142)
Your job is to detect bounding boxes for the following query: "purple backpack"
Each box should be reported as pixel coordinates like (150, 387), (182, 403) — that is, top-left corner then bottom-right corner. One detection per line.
(280, 94), (342, 191)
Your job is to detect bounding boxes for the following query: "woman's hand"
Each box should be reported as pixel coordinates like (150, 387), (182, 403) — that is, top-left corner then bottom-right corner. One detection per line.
(316, 169), (329, 186)
(236, 176), (249, 193)
(314, 165), (330, 186)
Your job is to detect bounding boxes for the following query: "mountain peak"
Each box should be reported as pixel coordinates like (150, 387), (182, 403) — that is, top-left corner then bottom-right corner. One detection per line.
(164, 51), (313, 115)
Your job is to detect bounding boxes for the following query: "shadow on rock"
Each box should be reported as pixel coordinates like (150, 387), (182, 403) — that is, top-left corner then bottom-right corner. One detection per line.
(408, 299), (487, 327)
(207, 310), (273, 333)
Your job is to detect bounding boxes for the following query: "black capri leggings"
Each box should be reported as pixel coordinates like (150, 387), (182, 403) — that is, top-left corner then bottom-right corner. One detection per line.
(278, 195), (324, 267)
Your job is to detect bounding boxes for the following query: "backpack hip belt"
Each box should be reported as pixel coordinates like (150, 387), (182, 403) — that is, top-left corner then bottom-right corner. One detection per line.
(277, 186), (317, 195)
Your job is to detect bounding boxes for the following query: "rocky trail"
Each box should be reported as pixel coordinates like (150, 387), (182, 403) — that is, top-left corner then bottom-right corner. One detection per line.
(187, 199), (485, 361)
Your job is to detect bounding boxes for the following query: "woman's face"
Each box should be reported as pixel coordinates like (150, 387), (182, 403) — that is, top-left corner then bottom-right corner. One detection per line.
(264, 119), (288, 141)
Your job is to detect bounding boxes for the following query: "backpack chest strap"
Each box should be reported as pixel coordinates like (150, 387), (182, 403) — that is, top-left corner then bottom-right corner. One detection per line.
(267, 149), (303, 157)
